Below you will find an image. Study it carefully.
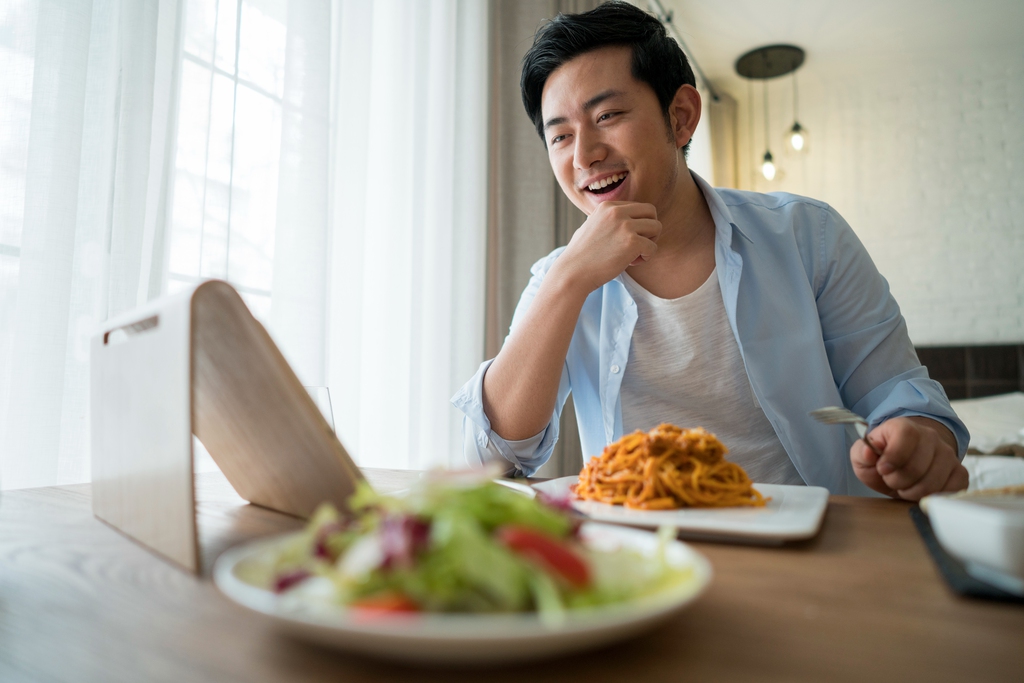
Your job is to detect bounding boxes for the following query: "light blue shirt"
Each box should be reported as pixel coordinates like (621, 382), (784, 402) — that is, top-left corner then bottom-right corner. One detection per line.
(451, 174), (968, 495)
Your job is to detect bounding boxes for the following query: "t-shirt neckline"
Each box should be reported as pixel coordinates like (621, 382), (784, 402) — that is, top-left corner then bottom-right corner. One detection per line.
(621, 266), (718, 305)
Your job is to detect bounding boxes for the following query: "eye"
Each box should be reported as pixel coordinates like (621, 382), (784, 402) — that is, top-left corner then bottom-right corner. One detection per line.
(551, 133), (569, 145)
(597, 111), (619, 122)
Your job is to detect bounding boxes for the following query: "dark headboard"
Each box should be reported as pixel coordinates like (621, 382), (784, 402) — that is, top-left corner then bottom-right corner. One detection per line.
(915, 344), (1024, 400)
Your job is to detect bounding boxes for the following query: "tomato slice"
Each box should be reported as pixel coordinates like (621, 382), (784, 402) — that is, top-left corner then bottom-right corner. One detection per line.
(496, 525), (591, 588)
(349, 592), (419, 614)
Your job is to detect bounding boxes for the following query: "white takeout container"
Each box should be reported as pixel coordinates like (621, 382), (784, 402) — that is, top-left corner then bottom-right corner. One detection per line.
(923, 493), (1024, 595)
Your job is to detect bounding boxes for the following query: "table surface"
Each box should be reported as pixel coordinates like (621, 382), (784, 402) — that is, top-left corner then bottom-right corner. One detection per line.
(2, 469), (1022, 683)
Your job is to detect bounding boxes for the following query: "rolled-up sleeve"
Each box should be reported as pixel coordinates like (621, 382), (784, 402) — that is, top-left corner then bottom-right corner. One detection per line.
(856, 373), (969, 460)
(450, 358), (562, 476)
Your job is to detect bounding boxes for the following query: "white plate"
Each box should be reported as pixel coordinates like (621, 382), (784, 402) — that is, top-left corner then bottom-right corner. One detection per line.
(213, 523), (712, 664)
(533, 477), (829, 544)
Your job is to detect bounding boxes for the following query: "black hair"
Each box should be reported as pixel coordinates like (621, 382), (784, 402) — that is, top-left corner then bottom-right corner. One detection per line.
(520, 1), (696, 153)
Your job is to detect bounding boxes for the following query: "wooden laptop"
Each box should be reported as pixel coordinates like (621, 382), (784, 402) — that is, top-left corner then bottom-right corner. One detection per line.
(91, 280), (364, 573)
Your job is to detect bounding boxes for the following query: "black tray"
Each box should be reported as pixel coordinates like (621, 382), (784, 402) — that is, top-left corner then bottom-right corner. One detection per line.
(910, 505), (1024, 604)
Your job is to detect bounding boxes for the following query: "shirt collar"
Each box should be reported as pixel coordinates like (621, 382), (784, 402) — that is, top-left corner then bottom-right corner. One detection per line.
(611, 170), (750, 291)
(690, 171), (755, 246)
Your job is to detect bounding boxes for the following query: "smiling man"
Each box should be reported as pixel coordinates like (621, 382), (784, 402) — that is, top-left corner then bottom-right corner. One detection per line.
(452, 1), (968, 498)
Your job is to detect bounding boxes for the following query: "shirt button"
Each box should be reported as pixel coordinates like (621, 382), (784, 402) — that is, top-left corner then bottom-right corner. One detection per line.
(477, 434), (488, 448)
(610, 364), (620, 374)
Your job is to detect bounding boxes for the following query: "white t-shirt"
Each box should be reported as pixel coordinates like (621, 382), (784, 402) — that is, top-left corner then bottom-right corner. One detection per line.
(619, 269), (804, 485)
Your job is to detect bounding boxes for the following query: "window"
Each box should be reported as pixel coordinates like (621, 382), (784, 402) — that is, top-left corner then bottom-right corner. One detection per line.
(0, 0), (487, 488)
(168, 0), (289, 319)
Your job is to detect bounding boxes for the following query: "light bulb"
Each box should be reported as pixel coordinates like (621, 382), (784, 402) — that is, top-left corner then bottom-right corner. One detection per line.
(762, 151), (776, 181)
(786, 122), (808, 154)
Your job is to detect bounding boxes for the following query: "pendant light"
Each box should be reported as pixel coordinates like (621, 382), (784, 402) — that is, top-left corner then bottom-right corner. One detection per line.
(786, 71), (809, 154)
(761, 81), (776, 181)
(735, 44), (806, 182)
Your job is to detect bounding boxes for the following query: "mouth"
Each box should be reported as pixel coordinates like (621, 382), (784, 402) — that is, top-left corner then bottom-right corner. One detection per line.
(584, 171), (628, 195)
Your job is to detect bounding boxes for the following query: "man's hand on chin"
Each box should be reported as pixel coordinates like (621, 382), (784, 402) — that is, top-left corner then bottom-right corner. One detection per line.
(850, 416), (968, 501)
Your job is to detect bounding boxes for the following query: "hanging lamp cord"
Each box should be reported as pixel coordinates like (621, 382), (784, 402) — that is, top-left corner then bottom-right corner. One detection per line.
(793, 71), (800, 122)
(748, 79), (755, 157)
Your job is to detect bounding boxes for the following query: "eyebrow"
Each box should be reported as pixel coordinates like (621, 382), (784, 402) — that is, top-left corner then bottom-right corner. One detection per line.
(542, 89), (624, 131)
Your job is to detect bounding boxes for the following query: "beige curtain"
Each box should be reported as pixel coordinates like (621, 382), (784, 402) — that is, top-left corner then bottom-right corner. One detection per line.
(485, 0), (602, 477)
(708, 92), (739, 189)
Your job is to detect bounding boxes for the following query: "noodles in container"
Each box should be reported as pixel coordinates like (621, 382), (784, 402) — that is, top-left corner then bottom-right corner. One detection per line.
(572, 424), (767, 510)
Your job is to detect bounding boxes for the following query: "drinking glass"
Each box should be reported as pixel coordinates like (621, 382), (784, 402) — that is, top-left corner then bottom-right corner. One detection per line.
(304, 386), (335, 432)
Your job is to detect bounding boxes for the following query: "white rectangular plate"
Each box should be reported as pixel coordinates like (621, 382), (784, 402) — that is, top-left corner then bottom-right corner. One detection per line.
(532, 477), (830, 544)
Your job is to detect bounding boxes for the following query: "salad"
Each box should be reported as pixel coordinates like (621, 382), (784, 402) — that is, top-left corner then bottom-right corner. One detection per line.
(237, 477), (694, 622)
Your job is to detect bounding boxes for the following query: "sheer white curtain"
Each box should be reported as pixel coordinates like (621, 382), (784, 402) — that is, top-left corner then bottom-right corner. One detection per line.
(0, 0), (183, 490)
(0, 0), (488, 490)
(327, 0), (488, 471)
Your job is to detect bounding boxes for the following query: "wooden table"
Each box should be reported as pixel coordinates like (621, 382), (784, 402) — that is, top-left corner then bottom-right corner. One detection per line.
(2, 470), (1021, 683)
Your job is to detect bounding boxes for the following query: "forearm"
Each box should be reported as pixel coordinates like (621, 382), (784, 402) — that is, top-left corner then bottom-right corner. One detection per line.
(482, 262), (590, 441)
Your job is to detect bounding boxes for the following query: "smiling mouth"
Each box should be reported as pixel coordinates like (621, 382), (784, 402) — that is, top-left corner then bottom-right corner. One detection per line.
(585, 172), (627, 195)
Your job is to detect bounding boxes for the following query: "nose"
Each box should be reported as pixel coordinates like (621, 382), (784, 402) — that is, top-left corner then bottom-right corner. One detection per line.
(573, 126), (606, 171)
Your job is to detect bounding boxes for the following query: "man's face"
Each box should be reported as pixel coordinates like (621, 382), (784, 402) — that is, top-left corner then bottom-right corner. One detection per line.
(540, 45), (683, 216)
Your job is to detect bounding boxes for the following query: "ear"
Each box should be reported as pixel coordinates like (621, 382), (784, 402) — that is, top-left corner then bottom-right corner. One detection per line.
(668, 84), (701, 148)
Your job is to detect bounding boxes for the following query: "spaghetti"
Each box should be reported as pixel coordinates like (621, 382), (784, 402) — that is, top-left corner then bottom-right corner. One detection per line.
(572, 424), (767, 509)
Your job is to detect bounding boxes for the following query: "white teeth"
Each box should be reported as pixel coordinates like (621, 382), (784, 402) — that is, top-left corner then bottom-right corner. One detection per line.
(588, 172), (625, 191)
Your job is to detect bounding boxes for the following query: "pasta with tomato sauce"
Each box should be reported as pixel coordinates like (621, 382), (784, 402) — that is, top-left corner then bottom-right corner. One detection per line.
(572, 424), (767, 509)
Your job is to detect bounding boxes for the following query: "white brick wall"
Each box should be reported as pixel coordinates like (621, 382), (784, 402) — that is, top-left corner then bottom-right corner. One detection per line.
(733, 46), (1024, 345)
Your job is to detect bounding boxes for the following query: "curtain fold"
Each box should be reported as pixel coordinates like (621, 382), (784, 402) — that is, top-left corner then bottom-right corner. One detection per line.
(268, 0), (331, 387)
(708, 91), (738, 189)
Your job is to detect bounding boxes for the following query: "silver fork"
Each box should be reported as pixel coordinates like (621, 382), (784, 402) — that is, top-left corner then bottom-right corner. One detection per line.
(809, 406), (883, 457)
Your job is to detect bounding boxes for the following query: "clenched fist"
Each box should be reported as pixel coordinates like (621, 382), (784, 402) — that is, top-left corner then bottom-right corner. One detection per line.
(850, 416), (968, 501)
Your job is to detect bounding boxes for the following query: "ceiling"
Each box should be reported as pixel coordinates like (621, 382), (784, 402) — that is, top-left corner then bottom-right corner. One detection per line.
(658, 0), (1024, 96)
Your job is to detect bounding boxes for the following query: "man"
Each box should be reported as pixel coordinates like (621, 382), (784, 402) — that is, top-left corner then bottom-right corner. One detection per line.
(452, 2), (968, 498)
